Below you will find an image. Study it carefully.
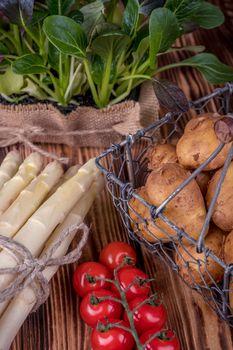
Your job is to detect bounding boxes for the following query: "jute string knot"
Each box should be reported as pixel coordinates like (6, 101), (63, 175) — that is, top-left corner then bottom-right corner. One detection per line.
(0, 125), (69, 164)
(0, 222), (89, 311)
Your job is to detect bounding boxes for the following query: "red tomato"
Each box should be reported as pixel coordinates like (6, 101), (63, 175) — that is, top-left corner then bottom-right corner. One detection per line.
(139, 329), (180, 350)
(123, 296), (166, 335)
(112, 267), (151, 301)
(80, 289), (122, 327)
(73, 262), (112, 297)
(99, 241), (136, 271)
(91, 318), (134, 350)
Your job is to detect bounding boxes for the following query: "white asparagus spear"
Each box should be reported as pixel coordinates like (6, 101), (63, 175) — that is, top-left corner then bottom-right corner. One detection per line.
(0, 176), (103, 350)
(0, 151), (22, 190)
(0, 153), (43, 215)
(0, 158), (99, 315)
(47, 164), (80, 196)
(0, 161), (64, 239)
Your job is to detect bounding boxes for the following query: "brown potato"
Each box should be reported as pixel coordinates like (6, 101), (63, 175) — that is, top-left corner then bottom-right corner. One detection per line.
(128, 187), (161, 243)
(224, 231), (233, 311)
(145, 163), (206, 243)
(176, 113), (232, 171)
(175, 225), (225, 286)
(195, 172), (211, 197)
(206, 162), (233, 231)
(147, 143), (178, 170)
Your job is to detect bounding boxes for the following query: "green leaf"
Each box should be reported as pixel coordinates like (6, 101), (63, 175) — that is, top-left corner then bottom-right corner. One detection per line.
(80, 0), (105, 38)
(165, 0), (224, 30)
(122, 0), (140, 36)
(176, 53), (233, 84)
(69, 10), (84, 24)
(30, 9), (49, 26)
(91, 32), (130, 62)
(12, 54), (47, 74)
(149, 8), (179, 68)
(165, 0), (200, 23)
(0, 43), (9, 55)
(47, 0), (74, 15)
(43, 15), (87, 58)
(132, 36), (149, 63)
(189, 2), (224, 29)
(168, 45), (205, 54)
(0, 67), (24, 95)
(48, 42), (65, 72)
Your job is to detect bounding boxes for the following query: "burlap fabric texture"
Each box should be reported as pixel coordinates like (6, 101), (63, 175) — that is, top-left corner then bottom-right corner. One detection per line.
(0, 82), (159, 148)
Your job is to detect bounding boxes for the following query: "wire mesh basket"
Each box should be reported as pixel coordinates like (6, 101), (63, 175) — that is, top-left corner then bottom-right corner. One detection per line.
(95, 83), (233, 326)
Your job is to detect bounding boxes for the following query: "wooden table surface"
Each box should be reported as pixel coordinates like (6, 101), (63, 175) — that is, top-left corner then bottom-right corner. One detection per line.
(2, 1), (233, 349)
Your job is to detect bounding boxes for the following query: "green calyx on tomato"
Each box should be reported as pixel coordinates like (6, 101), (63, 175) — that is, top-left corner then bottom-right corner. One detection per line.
(122, 255), (135, 266)
(146, 294), (161, 307)
(85, 274), (97, 284)
(158, 330), (175, 341)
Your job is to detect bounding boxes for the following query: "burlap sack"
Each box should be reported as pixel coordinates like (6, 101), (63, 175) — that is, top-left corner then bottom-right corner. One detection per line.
(0, 82), (159, 148)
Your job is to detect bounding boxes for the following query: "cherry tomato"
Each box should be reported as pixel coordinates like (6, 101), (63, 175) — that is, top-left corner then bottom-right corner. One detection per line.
(73, 262), (112, 297)
(112, 267), (151, 301)
(80, 289), (122, 327)
(99, 241), (136, 271)
(123, 296), (166, 335)
(139, 329), (180, 350)
(91, 318), (134, 350)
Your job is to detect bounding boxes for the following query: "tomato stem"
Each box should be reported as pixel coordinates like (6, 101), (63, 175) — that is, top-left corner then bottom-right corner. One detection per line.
(112, 262), (144, 350)
(97, 296), (124, 306)
(131, 293), (160, 313)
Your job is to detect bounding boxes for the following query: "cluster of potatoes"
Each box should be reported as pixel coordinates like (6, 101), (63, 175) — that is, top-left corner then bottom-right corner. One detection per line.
(129, 113), (233, 308)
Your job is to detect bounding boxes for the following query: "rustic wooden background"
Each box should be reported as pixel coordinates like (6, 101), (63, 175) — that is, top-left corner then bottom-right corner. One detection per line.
(1, 1), (233, 349)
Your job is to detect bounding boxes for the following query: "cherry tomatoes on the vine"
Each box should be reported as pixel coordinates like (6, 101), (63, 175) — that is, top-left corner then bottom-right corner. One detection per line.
(73, 262), (111, 297)
(123, 296), (166, 335)
(112, 267), (151, 301)
(91, 318), (134, 350)
(99, 241), (137, 271)
(139, 329), (180, 350)
(80, 289), (122, 327)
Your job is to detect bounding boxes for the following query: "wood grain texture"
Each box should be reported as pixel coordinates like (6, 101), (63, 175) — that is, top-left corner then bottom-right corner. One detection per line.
(1, 1), (233, 349)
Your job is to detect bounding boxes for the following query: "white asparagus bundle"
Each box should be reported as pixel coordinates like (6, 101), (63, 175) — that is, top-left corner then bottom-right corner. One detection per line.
(0, 152), (43, 215)
(0, 161), (64, 239)
(0, 158), (99, 315)
(0, 175), (103, 350)
(0, 151), (22, 190)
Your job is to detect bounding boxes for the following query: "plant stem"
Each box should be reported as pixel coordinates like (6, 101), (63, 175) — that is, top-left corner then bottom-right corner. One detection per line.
(20, 13), (41, 51)
(156, 62), (191, 74)
(11, 25), (22, 56)
(28, 75), (58, 101)
(64, 62), (82, 101)
(83, 59), (100, 107)
(118, 75), (151, 82)
(113, 267), (143, 350)
(99, 51), (113, 106)
(59, 53), (64, 92)
(23, 39), (35, 53)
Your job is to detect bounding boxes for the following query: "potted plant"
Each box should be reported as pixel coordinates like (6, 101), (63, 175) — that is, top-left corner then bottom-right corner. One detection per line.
(0, 0), (232, 147)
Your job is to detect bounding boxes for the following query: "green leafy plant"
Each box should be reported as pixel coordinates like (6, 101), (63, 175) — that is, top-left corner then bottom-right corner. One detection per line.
(0, 0), (232, 108)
